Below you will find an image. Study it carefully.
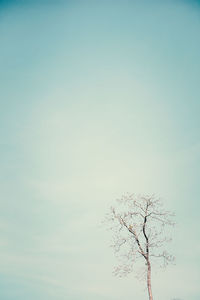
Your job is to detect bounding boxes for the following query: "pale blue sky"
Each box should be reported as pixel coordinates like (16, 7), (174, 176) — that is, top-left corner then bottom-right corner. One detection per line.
(0, 0), (200, 299)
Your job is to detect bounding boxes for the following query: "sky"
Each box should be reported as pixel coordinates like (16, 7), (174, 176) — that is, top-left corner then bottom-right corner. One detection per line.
(0, 0), (200, 299)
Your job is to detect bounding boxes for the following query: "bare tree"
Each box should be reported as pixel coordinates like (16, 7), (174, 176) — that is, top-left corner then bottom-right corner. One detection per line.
(105, 193), (175, 300)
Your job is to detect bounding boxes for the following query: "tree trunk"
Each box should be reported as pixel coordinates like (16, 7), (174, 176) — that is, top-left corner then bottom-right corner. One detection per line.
(147, 261), (153, 300)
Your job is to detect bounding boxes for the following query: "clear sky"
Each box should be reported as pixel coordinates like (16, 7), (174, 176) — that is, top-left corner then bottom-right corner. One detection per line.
(0, 0), (200, 299)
